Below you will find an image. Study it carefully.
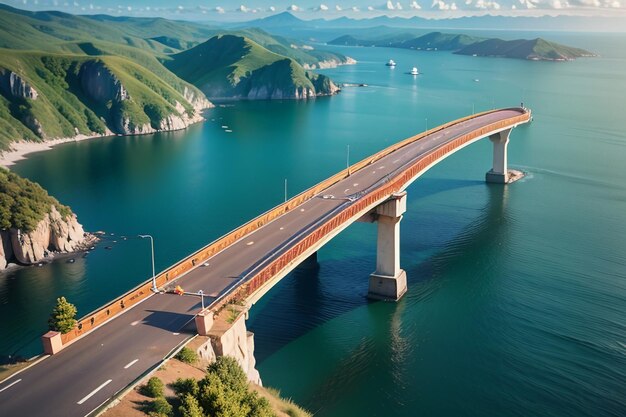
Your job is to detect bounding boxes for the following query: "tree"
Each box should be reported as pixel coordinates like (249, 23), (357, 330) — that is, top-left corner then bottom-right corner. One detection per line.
(48, 296), (77, 334)
(179, 393), (204, 417)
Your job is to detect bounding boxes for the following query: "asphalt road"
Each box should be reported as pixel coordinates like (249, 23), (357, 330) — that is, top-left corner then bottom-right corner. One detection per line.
(0, 108), (528, 417)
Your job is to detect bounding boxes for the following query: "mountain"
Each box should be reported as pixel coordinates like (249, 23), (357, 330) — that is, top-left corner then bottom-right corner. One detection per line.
(238, 11), (626, 34)
(329, 31), (593, 61)
(0, 5), (350, 149)
(455, 38), (595, 61)
(164, 35), (339, 100)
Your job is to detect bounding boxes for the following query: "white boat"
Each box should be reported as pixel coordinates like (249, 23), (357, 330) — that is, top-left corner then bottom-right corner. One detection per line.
(410, 67), (419, 75)
(386, 59), (396, 67)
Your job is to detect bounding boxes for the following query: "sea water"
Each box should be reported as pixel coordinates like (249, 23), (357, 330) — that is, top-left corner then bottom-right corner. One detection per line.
(4, 32), (626, 416)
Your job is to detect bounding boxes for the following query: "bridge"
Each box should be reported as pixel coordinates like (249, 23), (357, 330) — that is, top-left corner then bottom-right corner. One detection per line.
(0, 107), (531, 417)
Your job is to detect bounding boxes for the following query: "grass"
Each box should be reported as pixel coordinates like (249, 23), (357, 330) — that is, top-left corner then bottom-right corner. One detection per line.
(0, 168), (71, 231)
(253, 386), (312, 417)
(164, 35), (337, 99)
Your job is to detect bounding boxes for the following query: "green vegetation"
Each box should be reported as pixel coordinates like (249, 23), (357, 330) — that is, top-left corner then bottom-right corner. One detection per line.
(149, 396), (173, 417)
(143, 376), (165, 398)
(0, 168), (70, 231)
(164, 35), (338, 100)
(175, 347), (199, 365)
(329, 31), (594, 61)
(0, 4), (344, 147)
(171, 356), (274, 417)
(48, 297), (77, 334)
(456, 37), (595, 60)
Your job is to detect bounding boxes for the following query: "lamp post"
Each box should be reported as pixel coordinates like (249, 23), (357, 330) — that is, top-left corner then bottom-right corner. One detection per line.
(346, 144), (350, 176)
(198, 290), (205, 310)
(139, 234), (157, 292)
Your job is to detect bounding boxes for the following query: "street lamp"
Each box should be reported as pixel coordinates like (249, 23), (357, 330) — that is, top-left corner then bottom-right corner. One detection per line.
(198, 290), (205, 310)
(139, 234), (157, 292)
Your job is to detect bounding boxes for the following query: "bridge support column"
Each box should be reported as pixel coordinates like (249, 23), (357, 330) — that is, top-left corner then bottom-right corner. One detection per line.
(486, 129), (511, 184)
(368, 192), (408, 301)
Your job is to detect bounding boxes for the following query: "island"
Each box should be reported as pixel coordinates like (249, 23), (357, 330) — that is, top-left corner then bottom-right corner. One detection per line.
(329, 31), (595, 61)
(0, 169), (92, 270)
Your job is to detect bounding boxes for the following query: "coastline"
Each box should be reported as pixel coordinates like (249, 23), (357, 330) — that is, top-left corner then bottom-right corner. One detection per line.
(0, 111), (208, 168)
(0, 133), (111, 168)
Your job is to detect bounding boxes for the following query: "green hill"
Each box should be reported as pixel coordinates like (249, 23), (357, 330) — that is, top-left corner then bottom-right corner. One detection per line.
(0, 50), (210, 150)
(329, 31), (594, 61)
(164, 35), (339, 100)
(0, 5), (349, 148)
(456, 38), (595, 61)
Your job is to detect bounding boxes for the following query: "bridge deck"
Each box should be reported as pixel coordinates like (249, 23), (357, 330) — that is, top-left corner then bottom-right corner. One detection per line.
(0, 108), (530, 417)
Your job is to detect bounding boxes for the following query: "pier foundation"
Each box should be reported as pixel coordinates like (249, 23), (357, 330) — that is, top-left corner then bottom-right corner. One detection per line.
(486, 129), (511, 184)
(368, 192), (408, 301)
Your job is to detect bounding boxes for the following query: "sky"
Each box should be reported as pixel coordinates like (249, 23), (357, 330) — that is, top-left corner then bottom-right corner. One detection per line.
(3, 0), (625, 20)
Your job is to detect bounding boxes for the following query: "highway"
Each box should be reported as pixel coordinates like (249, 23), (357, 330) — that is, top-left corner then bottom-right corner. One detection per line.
(0, 108), (529, 417)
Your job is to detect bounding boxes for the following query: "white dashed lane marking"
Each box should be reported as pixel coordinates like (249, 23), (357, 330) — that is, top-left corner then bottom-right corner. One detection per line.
(77, 379), (112, 405)
(123, 359), (139, 369)
(0, 379), (21, 393)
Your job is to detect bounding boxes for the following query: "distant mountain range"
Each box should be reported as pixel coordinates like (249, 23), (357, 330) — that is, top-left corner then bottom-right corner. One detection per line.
(0, 4), (353, 149)
(329, 31), (594, 61)
(236, 11), (626, 36)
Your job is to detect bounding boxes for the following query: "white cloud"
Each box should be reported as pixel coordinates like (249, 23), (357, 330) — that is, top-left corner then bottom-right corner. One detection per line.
(410, 1), (422, 8)
(335, 4), (343, 10)
(475, 0), (501, 8)
(317, 3), (329, 10)
(288, 4), (301, 11)
(268, 6), (276, 11)
(237, 4), (250, 12)
(367, 5), (375, 9)
(451, 2), (458, 8)
(431, 0), (451, 9)
(215, 6), (225, 13)
(386, 0), (395, 9)
(396, 1), (404, 8)
(608, 0), (621, 6)
(549, 0), (569, 8)
(512, 3), (517, 7)
(518, 0), (538, 8)
(352, 5), (361, 10)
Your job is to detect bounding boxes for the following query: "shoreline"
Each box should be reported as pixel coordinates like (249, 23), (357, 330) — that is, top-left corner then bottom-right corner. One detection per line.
(0, 133), (112, 168)
(0, 111), (208, 169)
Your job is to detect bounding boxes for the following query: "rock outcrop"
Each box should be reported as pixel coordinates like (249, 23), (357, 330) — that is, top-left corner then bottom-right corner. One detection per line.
(302, 56), (357, 70)
(78, 60), (213, 136)
(0, 205), (88, 270)
(0, 70), (39, 100)
(196, 311), (262, 385)
(78, 61), (129, 103)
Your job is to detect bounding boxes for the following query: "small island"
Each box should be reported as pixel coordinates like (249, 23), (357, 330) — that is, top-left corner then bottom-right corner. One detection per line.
(0, 169), (92, 270)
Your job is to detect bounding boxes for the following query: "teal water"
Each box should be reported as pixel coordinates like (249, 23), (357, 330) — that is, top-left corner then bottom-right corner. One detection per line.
(3, 33), (626, 416)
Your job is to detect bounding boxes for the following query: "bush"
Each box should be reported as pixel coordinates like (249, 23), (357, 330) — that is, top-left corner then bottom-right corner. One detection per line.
(172, 378), (199, 397)
(142, 377), (164, 398)
(175, 347), (198, 364)
(48, 297), (77, 334)
(149, 397), (173, 417)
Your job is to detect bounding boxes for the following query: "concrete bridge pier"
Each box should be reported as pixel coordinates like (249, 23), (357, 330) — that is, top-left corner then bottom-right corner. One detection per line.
(485, 128), (511, 184)
(368, 192), (408, 301)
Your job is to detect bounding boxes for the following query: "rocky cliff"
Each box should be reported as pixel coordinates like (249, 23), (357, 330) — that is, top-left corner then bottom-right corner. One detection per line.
(77, 60), (213, 136)
(0, 205), (88, 270)
(0, 70), (39, 100)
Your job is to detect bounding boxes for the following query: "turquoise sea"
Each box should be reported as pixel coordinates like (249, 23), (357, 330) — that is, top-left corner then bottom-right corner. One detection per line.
(2, 31), (625, 416)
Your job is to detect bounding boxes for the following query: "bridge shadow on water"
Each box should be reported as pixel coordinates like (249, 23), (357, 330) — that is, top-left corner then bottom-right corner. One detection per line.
(249, 178), (512, 363)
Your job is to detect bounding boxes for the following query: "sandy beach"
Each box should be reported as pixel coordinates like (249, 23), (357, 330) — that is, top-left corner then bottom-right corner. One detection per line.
(0, 133), (110, 168)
